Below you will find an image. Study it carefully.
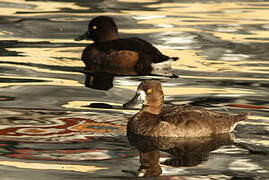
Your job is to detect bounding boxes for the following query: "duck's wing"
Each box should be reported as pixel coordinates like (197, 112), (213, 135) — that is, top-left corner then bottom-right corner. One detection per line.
(95, 38), (160, 53)
(94, 38), (176, 63)
(159, 105), (210, 126)
(127, 38), (168, 61)
(159, 104), (247, 127)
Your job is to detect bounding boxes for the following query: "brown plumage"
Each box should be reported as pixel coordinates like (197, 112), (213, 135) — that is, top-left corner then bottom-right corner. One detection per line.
(123, 80), (248, 137)
(75, 16), (178, 68)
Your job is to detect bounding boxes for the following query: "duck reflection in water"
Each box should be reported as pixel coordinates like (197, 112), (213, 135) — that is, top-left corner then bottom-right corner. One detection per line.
(83, 63), (154, 109)
(84, 63), (177, 91)
(84, 63), (152, 91)
(122, 80), (248, 177)
(125, 133), (234, 177)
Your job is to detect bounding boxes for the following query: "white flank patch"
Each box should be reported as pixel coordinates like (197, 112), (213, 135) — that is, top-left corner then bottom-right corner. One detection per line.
(151, 60), (175, 77)
(151, 60), (172, 70)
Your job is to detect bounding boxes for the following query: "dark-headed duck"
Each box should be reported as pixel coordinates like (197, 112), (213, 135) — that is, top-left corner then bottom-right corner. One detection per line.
(123, 80), (248, 137)
(75, 16), (178, 68)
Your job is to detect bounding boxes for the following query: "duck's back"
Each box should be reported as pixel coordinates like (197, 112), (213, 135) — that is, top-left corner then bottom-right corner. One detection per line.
(82, 38), (172, 67)
(158, 104), (247, 136)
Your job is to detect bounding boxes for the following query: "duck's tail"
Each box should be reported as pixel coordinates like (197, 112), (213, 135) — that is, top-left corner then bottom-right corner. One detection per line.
(230, 113), (248, 132)
(169, 57), (179, 61)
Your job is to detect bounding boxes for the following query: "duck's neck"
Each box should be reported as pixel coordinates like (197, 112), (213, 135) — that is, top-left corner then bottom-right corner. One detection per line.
(96, 31), (119, 42)
(142, 104), (162, 115)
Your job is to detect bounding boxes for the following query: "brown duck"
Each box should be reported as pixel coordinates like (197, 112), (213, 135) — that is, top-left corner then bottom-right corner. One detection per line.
(123, 80), (247, 137)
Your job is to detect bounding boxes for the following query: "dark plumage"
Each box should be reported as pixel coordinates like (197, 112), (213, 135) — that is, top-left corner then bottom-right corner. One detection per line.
(75, 16), (178, 68)
(123, 80), (248, 137)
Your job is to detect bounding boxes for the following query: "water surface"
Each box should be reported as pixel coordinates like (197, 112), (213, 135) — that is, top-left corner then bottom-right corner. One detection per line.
(0, 0), (268, 179)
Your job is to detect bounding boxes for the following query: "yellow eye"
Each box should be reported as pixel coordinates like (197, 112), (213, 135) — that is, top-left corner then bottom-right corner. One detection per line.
(147, 89), (152, 94)
(92, 25), (97, 30)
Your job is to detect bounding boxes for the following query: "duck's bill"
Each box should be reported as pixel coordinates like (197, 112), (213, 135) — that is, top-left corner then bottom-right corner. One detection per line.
(74, 31), (90, 41)
(123, 92), (143, 109)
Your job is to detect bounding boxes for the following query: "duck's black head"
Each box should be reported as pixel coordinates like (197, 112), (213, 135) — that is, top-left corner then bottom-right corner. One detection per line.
(75, 16), (119, 42)
(123, 80), (164, 114)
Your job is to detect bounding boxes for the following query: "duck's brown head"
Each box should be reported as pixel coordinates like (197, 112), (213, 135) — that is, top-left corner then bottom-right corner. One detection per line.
(75, 16), (119, 42)
(123, 80), (164, 114)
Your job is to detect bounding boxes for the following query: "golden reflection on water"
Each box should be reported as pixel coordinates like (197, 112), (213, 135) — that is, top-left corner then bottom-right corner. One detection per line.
(114, 85), (253, 96)
(251, 140), (269, 146)
(124, 2), (269, 44)
(121, 27), (196, 34)
(182, 75), (269, 82)
(0, 76), (81, 87)
(62, 101), (128, 111)
(3, 47), (83, 66)
(1, 63), (81, 75)
(0, 0), (88, 16)
(211, 30), (269, 43)
(0, 160), (107, 173)
(163, 45), (269, 75)
(159, 49), (269, 76)
(118, 0), (158, 3)
(145, 2), (269, 23)
(121, 2), (269, 74)
(0, 37), (86, 43)
(161, 49), (214, 72)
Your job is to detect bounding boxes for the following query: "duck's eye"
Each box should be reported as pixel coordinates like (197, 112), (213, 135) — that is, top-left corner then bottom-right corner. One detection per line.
(147, 89), (153, 94)
(92, 25), (97, 30)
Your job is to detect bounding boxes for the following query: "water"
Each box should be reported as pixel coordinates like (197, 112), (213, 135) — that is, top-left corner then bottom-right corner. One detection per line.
(0, 0), (269, 179)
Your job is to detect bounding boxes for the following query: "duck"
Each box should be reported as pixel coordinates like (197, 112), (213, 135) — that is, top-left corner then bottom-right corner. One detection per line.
(74, 16), (179, 69)
(123, 80), (248, 137)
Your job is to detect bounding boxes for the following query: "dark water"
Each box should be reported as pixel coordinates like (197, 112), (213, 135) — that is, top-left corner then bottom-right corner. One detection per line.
(0, 0), (269, 179)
